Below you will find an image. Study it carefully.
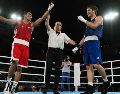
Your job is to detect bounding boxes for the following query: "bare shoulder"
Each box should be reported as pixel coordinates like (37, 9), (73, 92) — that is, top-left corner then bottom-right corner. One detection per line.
(17, 20), (22, 25)
(15, 20), (23, 27)
(30, 22), (34, 25)
(95, 16), (103, 25)
(96, 16), (103, 20)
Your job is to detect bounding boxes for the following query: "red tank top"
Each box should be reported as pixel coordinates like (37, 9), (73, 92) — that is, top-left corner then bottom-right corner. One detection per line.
(14, 21), (33, 42)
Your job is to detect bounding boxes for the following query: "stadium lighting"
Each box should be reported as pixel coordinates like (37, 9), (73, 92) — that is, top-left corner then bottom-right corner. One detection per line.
(104, 11), (119, 21)
(10, 13), (22, 20)
(17, 16), (22, 20)
(11, 14), (17, 19)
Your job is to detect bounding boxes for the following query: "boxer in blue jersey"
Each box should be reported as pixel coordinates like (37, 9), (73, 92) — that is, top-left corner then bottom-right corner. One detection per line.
(72, 5), (110, 94)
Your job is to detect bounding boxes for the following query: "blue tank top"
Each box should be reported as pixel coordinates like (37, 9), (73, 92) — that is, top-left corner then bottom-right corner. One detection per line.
(84, 17), (103, 38)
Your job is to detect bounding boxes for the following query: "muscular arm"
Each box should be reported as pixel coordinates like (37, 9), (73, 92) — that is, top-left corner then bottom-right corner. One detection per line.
(0, 16), (18, 25)
(85, 16), (103, 29)
(32, 10), (50, 28)
(79, 37), (84, 46)
(33, 2), (54, 28)
(72, 37), (84, 53)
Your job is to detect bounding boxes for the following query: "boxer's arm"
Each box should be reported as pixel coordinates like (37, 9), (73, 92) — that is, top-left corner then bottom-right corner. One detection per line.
(72, 37), (84, 54)
(78, 15), (103, 29)
(0, 16), (18, 25)
(85, 16), (103, 29)
(33, 2), (54, 28)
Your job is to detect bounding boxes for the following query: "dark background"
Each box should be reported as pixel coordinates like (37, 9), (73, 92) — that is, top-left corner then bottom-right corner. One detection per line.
(0, 0), (120, 91)
(0, 0), (120, 62)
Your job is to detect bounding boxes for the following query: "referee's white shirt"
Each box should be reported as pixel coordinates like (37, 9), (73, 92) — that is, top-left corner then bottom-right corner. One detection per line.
(47, 29), (70, 50)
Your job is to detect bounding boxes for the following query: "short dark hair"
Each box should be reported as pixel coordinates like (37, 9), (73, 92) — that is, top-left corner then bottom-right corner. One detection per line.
(87, 5), (98, 14)
(23, 10), (32, 15)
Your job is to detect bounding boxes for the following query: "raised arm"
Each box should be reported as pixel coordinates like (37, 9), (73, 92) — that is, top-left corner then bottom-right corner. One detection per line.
(33, 2), (54, 28)
(0, 16), (18, 26)
(45, 15), (51, 31)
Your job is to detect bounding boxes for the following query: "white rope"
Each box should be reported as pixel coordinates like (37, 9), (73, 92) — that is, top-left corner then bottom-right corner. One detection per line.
(0, 80), (44, 84)
(0, 55), (46, 63)
(0, 55), (120, 85)
(0, 62), (45, 69)
(0, 71), (44, 76)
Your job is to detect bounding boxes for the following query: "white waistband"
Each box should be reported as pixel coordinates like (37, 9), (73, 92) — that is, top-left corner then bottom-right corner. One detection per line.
(84, 36), (98, 42)
(13, 38), (29, 46)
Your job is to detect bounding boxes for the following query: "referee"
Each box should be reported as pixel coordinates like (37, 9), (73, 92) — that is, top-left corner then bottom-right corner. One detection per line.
(43, 15), (76, 94)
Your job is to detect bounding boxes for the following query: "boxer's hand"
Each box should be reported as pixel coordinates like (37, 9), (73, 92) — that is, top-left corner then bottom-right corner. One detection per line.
(78, 16), (87, 23)
(48, 2), (54, 11)
(72, 47), (79, 54)
(72, 44), (81, 54)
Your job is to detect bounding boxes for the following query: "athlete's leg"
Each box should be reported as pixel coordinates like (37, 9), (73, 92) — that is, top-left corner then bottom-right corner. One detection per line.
(4, 60), (18, 92)
(10, 66), (22, 93)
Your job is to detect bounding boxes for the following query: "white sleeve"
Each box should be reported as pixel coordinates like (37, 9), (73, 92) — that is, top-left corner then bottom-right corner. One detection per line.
(47, 28), (54, 35)
(64, 33), (70, 44)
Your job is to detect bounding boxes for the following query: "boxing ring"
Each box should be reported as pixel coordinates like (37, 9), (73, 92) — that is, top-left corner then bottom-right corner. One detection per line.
(0, 56), (120, 94)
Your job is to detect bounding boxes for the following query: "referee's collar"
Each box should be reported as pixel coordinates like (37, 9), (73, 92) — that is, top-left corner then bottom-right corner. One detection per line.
(56, 31), (61, 35)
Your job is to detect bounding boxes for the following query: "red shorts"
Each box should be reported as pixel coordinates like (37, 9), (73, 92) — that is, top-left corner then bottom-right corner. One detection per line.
(11, 43), (29, 67)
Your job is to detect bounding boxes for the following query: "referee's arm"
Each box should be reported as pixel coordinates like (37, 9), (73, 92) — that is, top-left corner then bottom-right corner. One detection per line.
(68, 39), (76, 45)
(45, 15), (51, 31)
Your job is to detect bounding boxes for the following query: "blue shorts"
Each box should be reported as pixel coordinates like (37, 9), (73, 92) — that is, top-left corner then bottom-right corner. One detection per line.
(83, 40), (103, 64)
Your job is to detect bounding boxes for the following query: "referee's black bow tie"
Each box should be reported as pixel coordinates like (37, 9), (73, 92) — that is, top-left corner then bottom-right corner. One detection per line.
(56, 32), (60, 35)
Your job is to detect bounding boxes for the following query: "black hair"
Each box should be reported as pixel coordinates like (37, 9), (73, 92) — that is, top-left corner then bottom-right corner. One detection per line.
(87, 5), (98, 15)
(23, 10), (32, 15)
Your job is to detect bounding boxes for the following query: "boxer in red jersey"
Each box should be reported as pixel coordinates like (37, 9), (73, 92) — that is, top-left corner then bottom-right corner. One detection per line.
(0, 2), (54, 94)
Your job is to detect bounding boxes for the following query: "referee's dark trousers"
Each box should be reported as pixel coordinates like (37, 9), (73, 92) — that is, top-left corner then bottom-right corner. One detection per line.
(45, 47), (63, 91)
